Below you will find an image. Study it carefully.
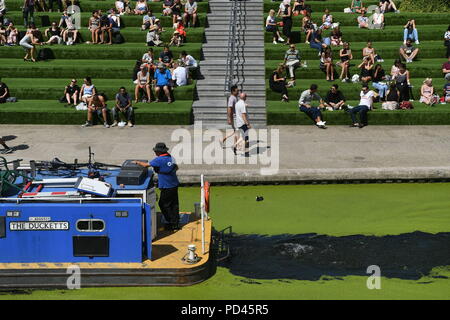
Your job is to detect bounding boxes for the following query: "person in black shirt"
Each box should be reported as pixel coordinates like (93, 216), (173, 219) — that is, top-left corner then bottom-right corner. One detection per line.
(45, 22), (62, 44)
(281, 4), (293, 45)
(159, 45), (174, 67)
(372, 64), (389, 101)
(324, 84), (346, 110)
(0, 78), (10, 104)
(269, 64), (289, 102)
(63, 79), (80, 106)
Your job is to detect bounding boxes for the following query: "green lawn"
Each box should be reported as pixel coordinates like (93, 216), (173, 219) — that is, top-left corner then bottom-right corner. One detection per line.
(1, 183), (449, 300)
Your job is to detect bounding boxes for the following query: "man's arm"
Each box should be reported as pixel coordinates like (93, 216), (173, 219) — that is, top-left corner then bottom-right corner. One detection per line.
(134, 160), (151, 168)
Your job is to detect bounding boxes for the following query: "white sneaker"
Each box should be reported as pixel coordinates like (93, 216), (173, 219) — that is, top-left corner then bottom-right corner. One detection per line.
(273, 40), (277, 45)
(415, 40), (420, 44)
(278, 37), (285, 42)
(111, 121), (118, 127)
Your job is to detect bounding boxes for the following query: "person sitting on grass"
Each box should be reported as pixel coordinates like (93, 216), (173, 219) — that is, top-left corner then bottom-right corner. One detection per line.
(324, 84), (346, 111)
(372, 64), (389, 101)
(0, 77), (9, 104)
(82, 93), (109, 128)
(394, 63), (411, 102)
(443, 79), (450, 103)
(159, 45), (174, 68)
(171, 61), (187, 86)
(115, 0), (128, 15)
(141, 10), (156, 31)
(63, 79), (80, 106)
(363, 41), (383, 64)
(99, 12), (113, 45)
(112, 87), (134, 127)
(171, 0), (183, 25)
(169, 18), (186, 47)
(351, 0), (364, 13)
(142, 47), (154, 66)
(357, 9), (369, 29)
(183, 0), (198, 28)
(320, 9), (333, 30)
(88, 11), (100, 44)
(162, 0), (174, 17)
(442, 56), (450, 82)
(310, 29), (326, 54)
(399, 38), (419, 63)
(370, 7), (384, 29)
(420, 78), (438, 106)
(320, 47), (334, 82)
(79, 77), (96, 104)
(146, 19), (163, 46)
(154, 63), (172, 103)
(358, 56), (374, 83)
(6, 23), (19, 46)
(284, 44), (300, 82)
(338, 42), (353, 82)
(269, 64), (289, 103)
(302, 12), (315, 44)
(347, 83), (378, 128)
(266, 9), (284, 44)
(382, 82), (400, 110)
(298, 84), (327, 129)
(445, 25), (450, 58)
(0, 22), (6, 45)
(134, 0), (148, 15)
(44, 22), (62, 44)
(404, 20), (419, 45)
(379, 0), (399, 13)
(293, 0), (308, 16)
(135, 65), (152, 103)
(330, 26), (343, 46)
(180, 50), (198, 79)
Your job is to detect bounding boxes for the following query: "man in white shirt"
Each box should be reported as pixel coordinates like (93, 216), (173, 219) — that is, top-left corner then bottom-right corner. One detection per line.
(171, 61), (187, 86)
(234, 92), (251, 157)
(222, 85), (239, 148)
(348, 83), (379, 128)
(180, 50), (198, 78)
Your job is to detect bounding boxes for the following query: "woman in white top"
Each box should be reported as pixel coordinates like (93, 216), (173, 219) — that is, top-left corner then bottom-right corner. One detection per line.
(266, 9), (284, 44)
(320, 9), (333, 30)
(134, 0), (148, 15)
(135, 66), (152, 103)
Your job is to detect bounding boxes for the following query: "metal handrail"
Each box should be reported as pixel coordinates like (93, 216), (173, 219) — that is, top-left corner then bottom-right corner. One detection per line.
(224, 0), (239, 94)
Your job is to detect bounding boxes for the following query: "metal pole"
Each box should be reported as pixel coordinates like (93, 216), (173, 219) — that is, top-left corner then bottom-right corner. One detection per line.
(200, 174), (205, 254)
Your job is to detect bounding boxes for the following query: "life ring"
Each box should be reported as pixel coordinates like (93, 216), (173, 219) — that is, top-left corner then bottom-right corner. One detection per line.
(204, 181), (210, 213)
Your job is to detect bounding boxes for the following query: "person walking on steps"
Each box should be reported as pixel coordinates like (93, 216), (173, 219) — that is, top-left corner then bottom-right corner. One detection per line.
(134, 143), (180, 231)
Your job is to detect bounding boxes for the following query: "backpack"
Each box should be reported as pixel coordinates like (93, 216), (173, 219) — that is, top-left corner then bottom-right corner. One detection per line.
(112, 32), (125, 44)
(37, 48), (55, 61)
(399, 101), (413, 110)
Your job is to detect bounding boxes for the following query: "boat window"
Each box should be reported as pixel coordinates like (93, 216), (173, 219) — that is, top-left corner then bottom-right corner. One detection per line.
(76, 219), (105, 232)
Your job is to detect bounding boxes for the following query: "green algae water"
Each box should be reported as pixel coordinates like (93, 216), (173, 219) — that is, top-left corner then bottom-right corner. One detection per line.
(1, 183), (449, 300)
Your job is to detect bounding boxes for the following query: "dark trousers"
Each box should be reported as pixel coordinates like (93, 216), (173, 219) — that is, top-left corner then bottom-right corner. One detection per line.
(159, 187), (179, 226)
(49, 0), (63, 11)
(270, 82), (288, 97)
(349, 105), (369, 125)
(23, 6), (35, 27)
(299, 105), (322, 122)
(445, 40), (450, 58)
(396, 82), (410, 102)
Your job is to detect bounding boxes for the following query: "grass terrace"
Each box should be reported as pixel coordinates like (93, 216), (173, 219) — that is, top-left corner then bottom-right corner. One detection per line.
(264, 0), (450, 125)
(0, 0), (209, 125)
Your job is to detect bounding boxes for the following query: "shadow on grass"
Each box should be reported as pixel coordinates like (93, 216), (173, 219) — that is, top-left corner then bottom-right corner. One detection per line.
(220, 231), (450, 281)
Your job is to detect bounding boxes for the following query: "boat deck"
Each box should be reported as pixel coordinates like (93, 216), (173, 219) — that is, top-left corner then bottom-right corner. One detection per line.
(0, 219), (213, 288)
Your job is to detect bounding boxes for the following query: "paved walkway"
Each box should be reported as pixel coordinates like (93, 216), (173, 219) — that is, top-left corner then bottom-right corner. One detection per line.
(2, 125), (450, 183)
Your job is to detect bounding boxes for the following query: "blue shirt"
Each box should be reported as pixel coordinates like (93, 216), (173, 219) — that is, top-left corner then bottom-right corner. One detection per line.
(150, 154), (179, 189)
(154, 69), (172, 86)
